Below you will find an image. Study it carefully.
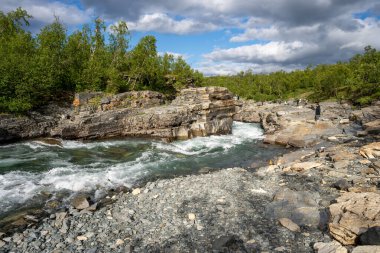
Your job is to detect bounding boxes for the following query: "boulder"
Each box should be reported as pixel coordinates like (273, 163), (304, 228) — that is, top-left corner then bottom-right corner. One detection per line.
(328, 192), (380, 245)
(266, 188), (323, 227)
(71, 194), (90, 210)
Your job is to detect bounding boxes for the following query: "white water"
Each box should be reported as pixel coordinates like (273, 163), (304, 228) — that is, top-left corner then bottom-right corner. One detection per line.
(0, 122), (268, 215)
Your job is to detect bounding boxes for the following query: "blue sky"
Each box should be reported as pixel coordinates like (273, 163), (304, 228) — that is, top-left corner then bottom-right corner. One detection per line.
(1, 0), (380, 75)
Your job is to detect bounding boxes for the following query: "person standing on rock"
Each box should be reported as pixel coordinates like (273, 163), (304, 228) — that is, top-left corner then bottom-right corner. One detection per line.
(315, 102), (321, 121)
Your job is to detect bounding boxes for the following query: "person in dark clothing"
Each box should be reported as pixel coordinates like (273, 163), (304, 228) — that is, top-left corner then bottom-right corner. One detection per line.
(315, 103), (321, 121)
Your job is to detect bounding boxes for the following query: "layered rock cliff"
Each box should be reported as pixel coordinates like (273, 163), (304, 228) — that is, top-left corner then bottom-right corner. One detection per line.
(50, 87), (236, 141)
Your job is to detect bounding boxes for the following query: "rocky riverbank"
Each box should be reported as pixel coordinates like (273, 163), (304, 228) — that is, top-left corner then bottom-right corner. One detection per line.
(0, 87), (237, 144)
(1, 98), (379, 252)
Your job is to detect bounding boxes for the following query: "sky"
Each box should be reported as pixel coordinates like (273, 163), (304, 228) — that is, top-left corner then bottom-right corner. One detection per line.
(1, 0), (380, 75)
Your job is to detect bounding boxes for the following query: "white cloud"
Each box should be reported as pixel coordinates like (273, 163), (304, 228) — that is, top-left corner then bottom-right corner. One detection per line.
(158, 51), (189, 59)
(204, 41), (319, 64)
(1, 0), (93, 29)
(128, 13), (218, 34)
(196, 60), (302, 76)
(3, 0), (380, 74)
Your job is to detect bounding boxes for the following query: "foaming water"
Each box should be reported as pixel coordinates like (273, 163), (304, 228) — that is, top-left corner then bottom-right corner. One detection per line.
(0, 122), (281, 217)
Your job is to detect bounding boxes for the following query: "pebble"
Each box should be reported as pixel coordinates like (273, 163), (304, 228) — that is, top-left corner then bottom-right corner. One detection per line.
(77, 235), (88, 241)
(132, 188), (141, 195)
(188, 213), (196, 220)
(278, 218), (301, 232)
(116, 239), (124, 246)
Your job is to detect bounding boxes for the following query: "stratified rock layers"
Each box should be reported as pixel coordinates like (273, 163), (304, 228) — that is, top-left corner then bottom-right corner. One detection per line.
(52, 87), (236, 141)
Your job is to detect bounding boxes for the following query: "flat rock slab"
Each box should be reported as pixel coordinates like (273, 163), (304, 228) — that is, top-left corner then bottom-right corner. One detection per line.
(284, 162), (322, 172)
(313, 241), (347, 253)
(267, 188), (322, 227)
(352, 246), (380, 253)
(329, 192), (380, 245)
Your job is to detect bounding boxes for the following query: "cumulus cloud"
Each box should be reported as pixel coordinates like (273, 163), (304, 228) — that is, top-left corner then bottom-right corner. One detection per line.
(128, 13), (218, 34)
(204, 41), (320, 64)
(196, 61), (302, 76)
(1, 0), (93, 31)
(2, 0), (380, 74)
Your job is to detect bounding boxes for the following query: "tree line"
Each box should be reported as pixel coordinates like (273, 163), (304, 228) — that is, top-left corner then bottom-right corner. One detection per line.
(0, 8), (203, 113)
(203, 46), (380, 105)
(1, 8), (379, 114)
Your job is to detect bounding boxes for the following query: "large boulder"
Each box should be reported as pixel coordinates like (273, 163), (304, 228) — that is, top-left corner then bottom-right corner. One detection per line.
(266, 188), (323, 228)
(328, 192), (380, 245)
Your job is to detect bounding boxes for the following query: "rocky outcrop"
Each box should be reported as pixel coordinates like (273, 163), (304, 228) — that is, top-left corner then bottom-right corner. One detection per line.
(328, 192), (380, 245)
(0, 104), (70, 144)
(51, 87), (236, 141)
(234, 100), (380, 147)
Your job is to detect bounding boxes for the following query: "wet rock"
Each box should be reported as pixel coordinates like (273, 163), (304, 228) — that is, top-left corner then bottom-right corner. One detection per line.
(45, 199), (60, 209)
(278, 218), (301, 232)
(35, 138), (63, 146)
(71, 194), (90, 210)
(329, 192), (380, 245)
(313, 241), (347, 253)
(358, 226), (380, 245)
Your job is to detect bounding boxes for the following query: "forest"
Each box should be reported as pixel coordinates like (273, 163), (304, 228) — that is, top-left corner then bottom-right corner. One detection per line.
(0, 8), (203, 113)
(203, 46), (380, 105)
(1, 8), (379, 114)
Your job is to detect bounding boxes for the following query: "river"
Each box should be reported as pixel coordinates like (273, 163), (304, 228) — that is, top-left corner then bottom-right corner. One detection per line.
(0, 122), (286, 219)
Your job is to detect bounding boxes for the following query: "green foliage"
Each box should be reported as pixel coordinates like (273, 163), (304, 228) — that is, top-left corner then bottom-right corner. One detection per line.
(2, 7), (379, 114)
(0, 8), (202, 114)
(203, 47), (380, 105)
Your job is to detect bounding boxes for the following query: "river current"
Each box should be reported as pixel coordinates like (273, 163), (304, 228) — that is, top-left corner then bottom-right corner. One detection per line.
(0, 122), (285, 218)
